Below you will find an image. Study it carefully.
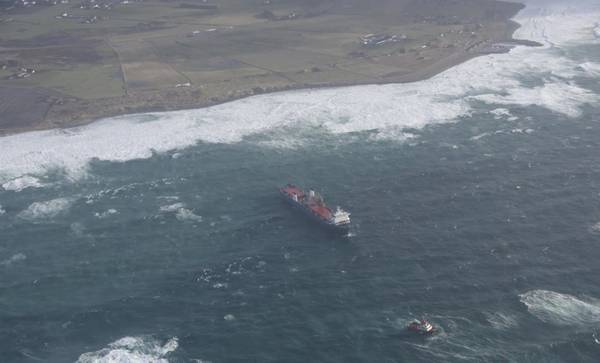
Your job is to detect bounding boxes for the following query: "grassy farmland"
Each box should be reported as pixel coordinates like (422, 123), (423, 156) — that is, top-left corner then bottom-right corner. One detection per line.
(0, 0), (525, 133)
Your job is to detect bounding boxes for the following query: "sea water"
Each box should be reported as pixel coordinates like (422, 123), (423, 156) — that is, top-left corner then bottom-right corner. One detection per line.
(1, 1), (600, 362)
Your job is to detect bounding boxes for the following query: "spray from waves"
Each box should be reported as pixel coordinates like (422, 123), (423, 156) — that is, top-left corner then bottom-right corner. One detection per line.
(0, 3), (598, 186)
(17, 198), (73, 221)
(76, 336), (179, 363)
(519, 290), (600, 326)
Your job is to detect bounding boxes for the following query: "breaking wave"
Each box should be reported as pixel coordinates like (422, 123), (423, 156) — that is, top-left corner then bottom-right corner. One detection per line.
(160, 202), (202, 222)
(17, 198), (73, 221)
(0, 2), (598, 185)
(2, 175), (44, 192)
(175, 208), (203, 222)
(519, 290), (600, 326)
(76, 336), (178, 363)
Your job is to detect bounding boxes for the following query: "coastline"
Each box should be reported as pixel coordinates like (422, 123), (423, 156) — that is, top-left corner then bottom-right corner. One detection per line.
(0, 2), (532, 137)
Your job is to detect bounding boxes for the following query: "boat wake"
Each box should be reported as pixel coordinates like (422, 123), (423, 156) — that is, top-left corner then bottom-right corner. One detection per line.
(485, 311), (519, 330)
(519, 290), (600, 326)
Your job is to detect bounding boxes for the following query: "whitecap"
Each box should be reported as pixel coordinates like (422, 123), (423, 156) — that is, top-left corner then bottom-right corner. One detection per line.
(157, 196), (180, 202)
(159, 203), (186, 213)
(77, 336), (178, 363)
(490, 108), (512, 119)
(1, 253), (26, 267)
(17, 198), (73, 221)
(368, 130), (417, 142)
(519, 290), (600, 326)
(94, 209), (118, 219)
(0, 204), (5, 216)
(2, 176), (44, 192)
(175, 208), (202, 222)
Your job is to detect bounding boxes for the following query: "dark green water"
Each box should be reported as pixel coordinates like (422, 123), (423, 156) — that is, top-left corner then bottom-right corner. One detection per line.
(2, 104), (600, 361)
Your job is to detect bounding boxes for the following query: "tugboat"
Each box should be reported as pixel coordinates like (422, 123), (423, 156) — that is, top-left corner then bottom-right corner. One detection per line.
(280, 184), (351, 232)
(407, 319), (438, 336)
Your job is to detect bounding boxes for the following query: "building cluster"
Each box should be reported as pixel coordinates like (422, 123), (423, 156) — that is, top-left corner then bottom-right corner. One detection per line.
(420, 15), (463, 26)
(2, 66), (36, 80)
(55, 11), (102, 24)
(3, 0), (69, 10)
(54, 0), (145, 23)
(1, 0), (139, 15)
(360, 33), (406, 47)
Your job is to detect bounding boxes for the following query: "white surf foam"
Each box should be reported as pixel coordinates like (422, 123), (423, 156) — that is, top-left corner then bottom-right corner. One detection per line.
(94, 209), (118, 219)
(520, 290), (600, 326)
(0, 204), (5, 216)
(159, 202), (202, 222)
(159, 203), (186, 213)
(77, 336), (178, 363)
(175, 208), (202, 222)
(470, 81), (597, 118)
(2, 176), (44, 192)
(515, 1), (600, 46)
(0, 2), (598, 185)
(490, 108), (512, 119)
(17, 198), (73, 221)
(578, 62), (600, 76)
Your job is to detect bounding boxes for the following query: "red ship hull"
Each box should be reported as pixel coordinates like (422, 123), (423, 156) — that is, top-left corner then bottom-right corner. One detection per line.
(280, 184), (350, 232)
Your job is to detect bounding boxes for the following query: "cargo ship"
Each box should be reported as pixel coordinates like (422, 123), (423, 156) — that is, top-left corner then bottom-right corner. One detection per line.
(280, 184), (351, 231)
